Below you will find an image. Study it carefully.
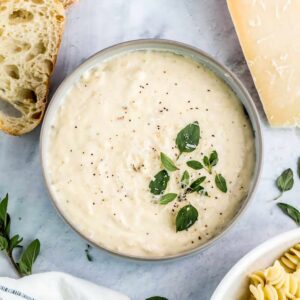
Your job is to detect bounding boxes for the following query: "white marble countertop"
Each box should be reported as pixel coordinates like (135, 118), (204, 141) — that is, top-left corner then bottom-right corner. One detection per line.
(1, 1), (300, 299)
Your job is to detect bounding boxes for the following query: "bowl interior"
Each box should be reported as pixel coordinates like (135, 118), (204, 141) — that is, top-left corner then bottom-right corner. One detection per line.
(41, 39), (263, 260)
(211, 228), (300, 300)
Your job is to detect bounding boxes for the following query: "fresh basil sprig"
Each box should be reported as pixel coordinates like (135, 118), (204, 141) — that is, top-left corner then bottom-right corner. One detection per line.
(146, 297), (168, 300)
(175, 121), (200, 157)
(275, 168), (294, 200)
(176, 204), (198, 232)
(17, 240), (40, 276)
(149, 170), (170, 195)
(186, 160), (203, 170)
(277, 203), (300, 225)
(160, 152), (178, 172)
(181, 171), (190, 189)
(160, 193), (177, 205)
(203, 150), (218, 174)
(215, 174), (227, 193)
(0, 194), (40, 277)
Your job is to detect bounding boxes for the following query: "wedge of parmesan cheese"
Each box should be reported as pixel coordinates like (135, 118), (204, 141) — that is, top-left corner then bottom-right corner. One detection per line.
(227, 0), (300, 127)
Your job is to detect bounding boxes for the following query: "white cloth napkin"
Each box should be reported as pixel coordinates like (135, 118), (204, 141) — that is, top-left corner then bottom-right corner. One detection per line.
(0, 272), (130, 300)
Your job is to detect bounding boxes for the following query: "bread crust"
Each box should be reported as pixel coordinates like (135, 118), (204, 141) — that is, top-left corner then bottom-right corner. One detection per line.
(0, 0), (66, 135)
(62, 0), (77, 8)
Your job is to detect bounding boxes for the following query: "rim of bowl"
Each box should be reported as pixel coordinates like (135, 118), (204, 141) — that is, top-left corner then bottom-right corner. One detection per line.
(40, 39), (263, 262)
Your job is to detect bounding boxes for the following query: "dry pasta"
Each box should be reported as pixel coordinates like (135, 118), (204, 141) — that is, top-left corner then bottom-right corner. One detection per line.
(248, 243), (300, 300)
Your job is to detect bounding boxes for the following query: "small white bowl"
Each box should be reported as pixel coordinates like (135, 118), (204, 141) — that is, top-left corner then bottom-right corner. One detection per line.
(211, 228), (300, 300)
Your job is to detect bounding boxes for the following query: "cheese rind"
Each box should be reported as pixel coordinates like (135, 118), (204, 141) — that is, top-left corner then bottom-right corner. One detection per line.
(227, 0), (300, 127)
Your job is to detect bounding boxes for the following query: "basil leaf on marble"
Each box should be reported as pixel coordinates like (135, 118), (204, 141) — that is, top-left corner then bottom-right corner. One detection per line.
(0, 194), (8, 227)
(275, 168), (294, 200)
(186, 160), (203, 170)
(0, 236), (8, 251)
(160, 193), (178, 205)
(17, 239), (40, 276)
(146, 297), (168, 300)
(181, 171), (190, 189)
(160, 152), (178, 172)
(149, 170), (170, 195)
(176, 204), (199, 232)
(175, 121), (200, 156)
(278, 203), (300, 225)
(215, 174), (227, 193)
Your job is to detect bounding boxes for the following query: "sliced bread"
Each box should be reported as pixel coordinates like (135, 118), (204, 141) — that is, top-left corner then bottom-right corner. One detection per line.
(0, 0), (65, 135)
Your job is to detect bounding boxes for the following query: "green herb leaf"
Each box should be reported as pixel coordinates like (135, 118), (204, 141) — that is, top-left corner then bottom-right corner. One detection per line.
(160, 193), (177, 205)
(181, 171), (190, 188)
(9, 234), (23, 251)
(146, 297), (168, 300)
(188, 177), (206, 193)
(209, 150), (218, 167)
(85, 244), (93, 262)
(176, 204), (199, 232)
(275, 168), (294, 200)
(160, 152), (178, 172)
(278, 203), (300, 225)
(186, 160), (203, 170)
(0, 194), (8, 227)
(203, 150), (218, 174)
(0, 236), (8, 251)
(175, 121), (200, 156)
(18, 239), (40, 276)
(298, 158), (300, 179)
(149, 170), (170, 195)
(215, 174), (227, 193)
(5, 214), (10, 237)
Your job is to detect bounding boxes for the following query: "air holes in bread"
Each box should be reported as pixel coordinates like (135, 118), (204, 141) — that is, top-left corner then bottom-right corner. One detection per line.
(5, 65), (20, 79)
(56, 15), (64, 22)
(9, 10), (34, 24)
(18, 88), (37, 103)
(32, 0), (44, 4)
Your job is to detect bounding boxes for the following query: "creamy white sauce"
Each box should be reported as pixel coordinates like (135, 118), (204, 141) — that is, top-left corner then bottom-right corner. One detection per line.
(46, 50), (255, 258)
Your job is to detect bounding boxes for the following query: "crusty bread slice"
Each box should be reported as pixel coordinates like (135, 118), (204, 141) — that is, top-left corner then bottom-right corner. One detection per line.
(61, 0), (77, 8)
(0, 0), (65, 135)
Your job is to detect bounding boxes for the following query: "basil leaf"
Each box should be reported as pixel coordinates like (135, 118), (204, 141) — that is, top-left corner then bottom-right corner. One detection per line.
(275, 169), (294, 200)
(203, 156), (209, 167)
(5, 214), (10, 237)
(146, 297), (168, 300)
(181, 171), (190, 188)
(298, 158), (300, 179)
(0, 194), (8, 227)
(186, 160), (203, 170)
(9, 234), (23, 251)
(209, 150), (218, 167)
(17, 239), (40, 276)
(278, 203), (300, 225)
(188, 177), (206, 193)
(215, 174), (227, 193)
(0, 236), (8, 251)
(203, 150), (218, 173)
(160, 152), (178, 172)
(160, 193), (177, 205)
(176, 204), (198, 232)
(149, 170), (170, 195)
(175, 121), (200, 155)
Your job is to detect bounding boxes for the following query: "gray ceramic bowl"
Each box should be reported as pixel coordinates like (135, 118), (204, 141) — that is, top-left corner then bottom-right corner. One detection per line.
(40, 39), (263, 261)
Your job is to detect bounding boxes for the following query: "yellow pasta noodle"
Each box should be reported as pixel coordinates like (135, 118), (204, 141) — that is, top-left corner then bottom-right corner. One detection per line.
(248, 243), (300, 300)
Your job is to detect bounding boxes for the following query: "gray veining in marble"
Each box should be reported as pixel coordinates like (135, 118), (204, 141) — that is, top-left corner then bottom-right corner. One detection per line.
(1, 1), (300, 299)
